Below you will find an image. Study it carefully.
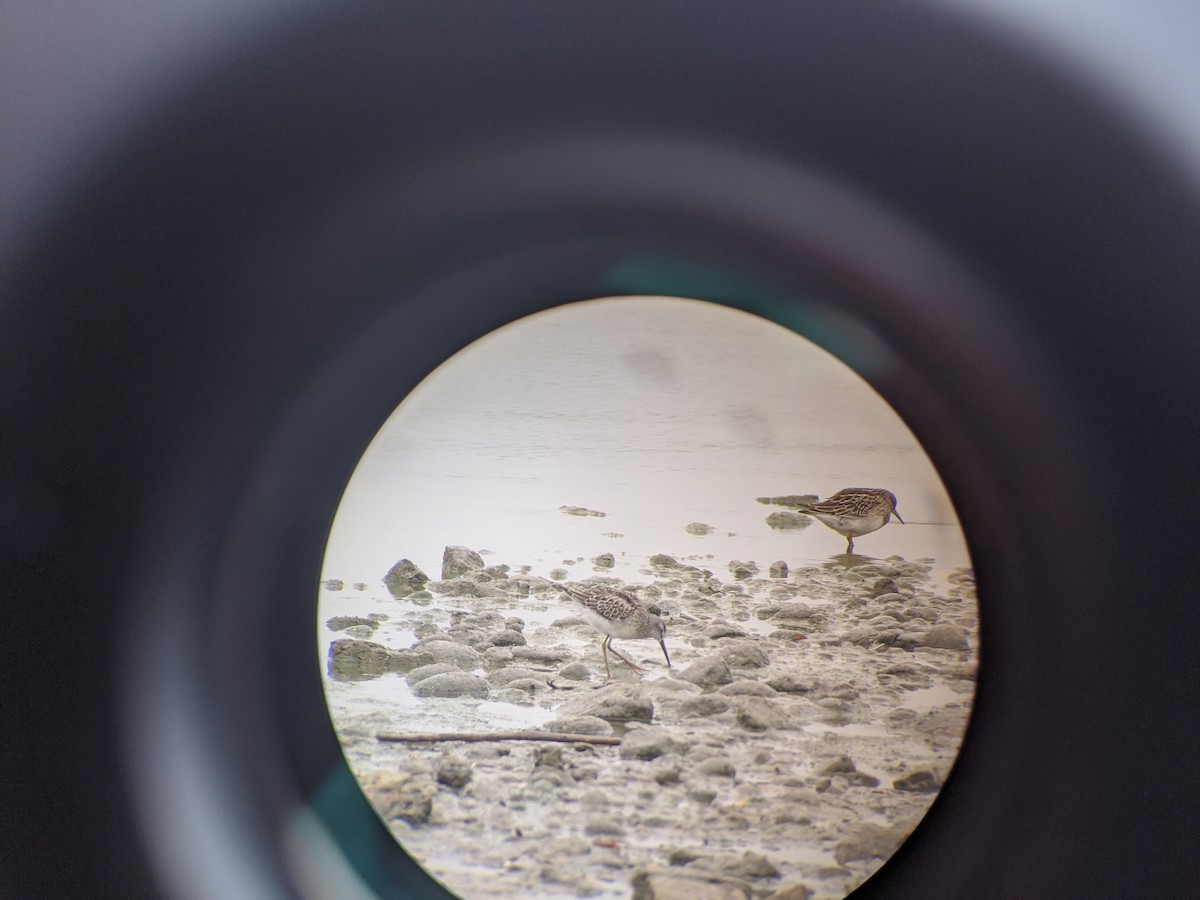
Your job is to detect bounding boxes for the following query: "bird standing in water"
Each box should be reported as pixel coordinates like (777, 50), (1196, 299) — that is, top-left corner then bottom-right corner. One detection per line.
(553, 583), (671, 679)
(797, 487), (904, 554)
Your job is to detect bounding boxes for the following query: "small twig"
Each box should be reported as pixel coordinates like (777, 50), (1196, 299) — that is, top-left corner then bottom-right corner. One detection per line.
(376, 730), (621, 746)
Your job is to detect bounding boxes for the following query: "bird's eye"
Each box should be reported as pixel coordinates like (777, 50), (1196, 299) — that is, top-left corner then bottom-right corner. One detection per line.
(318, 295), (976, 899)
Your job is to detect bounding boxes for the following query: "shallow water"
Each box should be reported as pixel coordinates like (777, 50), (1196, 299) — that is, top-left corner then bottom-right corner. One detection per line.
(320, 297), (970, 591)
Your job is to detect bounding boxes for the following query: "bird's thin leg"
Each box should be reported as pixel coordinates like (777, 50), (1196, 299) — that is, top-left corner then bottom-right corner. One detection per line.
(846, 536), (854, 554)
(607, 641), (644, 675)
(601, 638), (612, 680)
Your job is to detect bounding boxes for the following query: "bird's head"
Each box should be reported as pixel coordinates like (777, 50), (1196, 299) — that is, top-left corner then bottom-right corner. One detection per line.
(887, 491), (905, 524)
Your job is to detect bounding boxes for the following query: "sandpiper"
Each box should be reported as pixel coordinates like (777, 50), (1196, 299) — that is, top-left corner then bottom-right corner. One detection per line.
(797, 487), (904, 554)
(553, 583), (671, 679)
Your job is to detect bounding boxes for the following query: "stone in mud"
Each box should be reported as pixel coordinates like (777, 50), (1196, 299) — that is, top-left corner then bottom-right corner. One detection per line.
(655, 767), (682, 786)
(510, 645), (576, 665)
(560, 505), (606, 517)
(366, 772), (435, 825)
(557, 661), (592, 681)
(695, 757), (736, 777)
(718, 641), (769, 669)
(322, 578), (345, 591)
(441, 545), (485, 579)
(592, 552), (616, 568)
(833, 821), (908, 865)
(704, 621), (749, 640)
(352, 582), (369, 591)
(541, 715), (614, 737)
(678, 695), (732, 717)
(893, 769), (943, 793)
(727, 560), (758, 580)
(559, 683), (654, 724)
(405, 663), (461, 685)
(766, 674), (814, 693)
(678, 656), (734, 688)
(619, 726), (689, 760)
(685, 522), (715, 536)
(768, 560), (789, 579)
(870, 577), (900, 597)
(485, 629), (527, 648)
(764, 511), (810, 532)
(584, 816), (624, 836)
(736, 698), (792, 731)
(818, 755), (858, 775)
(436, 755), (473, 789)
(715, 851), (780, 879)
(400, 640), (484, 671)
(765, 885), (812, 900)
(549, 568), (569, 580)
(719, 680), (778, 698)
(631, 866), (752, 900)
(771, 603), (818, 622)
(411, 672), (490, 699)
(921, 624), (969, 649)
(487, 666), (548, 687)
(756, 494), (819, 509)
(382, 559), (430, 598)
(327, 638), (406, 680)
(649, 553), (682, 568)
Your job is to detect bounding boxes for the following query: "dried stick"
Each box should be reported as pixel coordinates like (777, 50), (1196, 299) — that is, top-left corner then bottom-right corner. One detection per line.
(376, 730), (621, 746)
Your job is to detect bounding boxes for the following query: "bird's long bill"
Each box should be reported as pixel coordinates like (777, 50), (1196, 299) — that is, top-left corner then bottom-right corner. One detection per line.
(893, 510), (905, 524)
(659, 639), (672, 669)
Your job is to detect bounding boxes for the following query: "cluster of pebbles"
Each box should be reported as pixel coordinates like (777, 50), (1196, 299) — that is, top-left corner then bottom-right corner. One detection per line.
(323, 545), (978, 900)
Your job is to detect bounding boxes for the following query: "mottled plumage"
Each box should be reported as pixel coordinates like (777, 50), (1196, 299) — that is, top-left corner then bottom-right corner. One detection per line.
(797, 487), (904, 554)
(554, 583), (670, 679)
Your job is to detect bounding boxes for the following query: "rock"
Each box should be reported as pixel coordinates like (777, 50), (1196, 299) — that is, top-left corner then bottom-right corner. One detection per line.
(677, 656), (734, 688)
(559, 683), (655, 724)
(871, 577), (900, 597)
(717, 850), (780, 879)
(436, 755), (473, 789)
(678, 695), (732, 717)
(486, 666), (547, 687)
(765, 885), (812, 900)
(727, 560), (758, 580)
(696, 757), (736, 777)
(818, 755), (858, 775)
(921, 624), (969, 649)
(365, 772), (435, 825)
(411, 672), (491, 699)
(765, 674), (814, 693)
(327, 638), (406, 680)
(485, 629), (527, 647)
(768, 560), (789, 578)
(322, 578), (345, 591)
(772, 603), (818, 622)
(736, 698), (792, 731)
(399, 640), (484, 671)
(619, 727), (689, 760)
(557, 661), (592, 681)
(560, 505), (606, 517)
(655, 767), (682, 786)
(632, 866), (752, 900)
(649, 554), (683, 569)
(510, 645), (576, 665)
(764, 511), (811, 532)
(584, 816), (624, 836)
(534, 746), (566, 769)
(834, 821), (907, 865)
(704, 621), (749, 640)
(405, 663), (461, 685)
(382, 559), (430, 598)
(440, 545), (485, 579)
(549, 568), (569, 580)
(541, 715), (614, 737)
(352, 582), (369, 591)
(592, 552), (616, 568)
(685, 522), (715, 536)
(893, 770), (942, 793)
(718, 641), (770, 669)
(755, 494), (818, 509)
(718, 680), (777, 697)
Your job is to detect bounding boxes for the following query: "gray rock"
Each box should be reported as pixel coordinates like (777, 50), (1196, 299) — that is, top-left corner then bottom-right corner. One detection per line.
(619, 726), (689, 760)
(765, 885), (812, 900)
(365, 772), (435, 825)
(736, 698), (792, 732)
(771, 603), (818, 622)
(727, 560), (759, 580)
(411, 672), (491, 699)
(327, 638), (406, 680)
(719, 680), (778, 697)
(716, 851), (780, 879)
(428, 577), (482, 597)
(510, 645), (576, 665)
(559, 683), (654, 724)
(441, 545), (485, 579)
(343, 625), (375, 639)
(632, 866), (752, 900)
(768, 560), (789, 579)
(352, 582), (369, 591)
(436, 756), (473, 789)
(382, 559), (430, 598)
(560, 505), (606, 517)
(765, 674), (814, 693)
(592, 552), (616, 568)
(696, 757), (736, 778)
(405, 663), (461, 685)
(655, 767), (682, 786)
(718, 641), (770, 669)
(486, 666), (548, 687)
(541, 715), (614, 737)
(549, 568), (569, 580)
(322, 578), (345, 591)
(921, 624), (969, 649)
(398, 640), (484, 671)
(818, 754), (858, 775)
(677, 656), (734, 688)
(764, 511), (811, 532)
(557, 661), (592, 681)
(583, 816), (624, 836)
(833, 821), (908, 865)
(704, 621), (749, 640)
(893, 770), (942, 792)
(678, 695), (732, 717)
(685, 522), (715, 536)
(485, 629), (527, 647)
